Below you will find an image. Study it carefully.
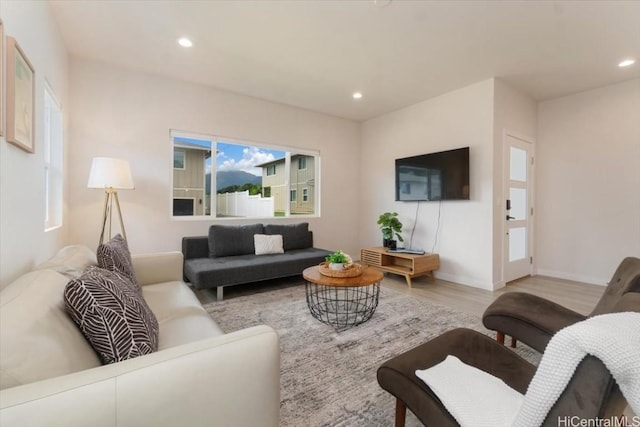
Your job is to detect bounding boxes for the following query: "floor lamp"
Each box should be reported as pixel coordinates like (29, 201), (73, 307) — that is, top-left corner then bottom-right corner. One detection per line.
(87, 157), (135, 246)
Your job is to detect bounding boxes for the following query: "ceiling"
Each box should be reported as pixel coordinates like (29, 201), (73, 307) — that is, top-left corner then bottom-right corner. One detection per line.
(49, 0), (640, 122)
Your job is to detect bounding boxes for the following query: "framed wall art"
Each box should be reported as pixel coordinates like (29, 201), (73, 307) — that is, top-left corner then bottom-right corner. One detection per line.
(6, 36), (35, 153)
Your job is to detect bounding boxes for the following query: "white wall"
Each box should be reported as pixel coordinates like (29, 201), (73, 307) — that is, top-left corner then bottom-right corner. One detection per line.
(360, 80), (496, 289)
(2, 3), (633, 293)
(536, 79), (640, 284)
(0, 2), (69, 288)
(67, 59), (361, 256)
(492, 79), (537, 288)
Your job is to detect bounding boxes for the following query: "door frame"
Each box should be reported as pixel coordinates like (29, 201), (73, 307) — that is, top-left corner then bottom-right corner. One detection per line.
(501, 129), (536, 284)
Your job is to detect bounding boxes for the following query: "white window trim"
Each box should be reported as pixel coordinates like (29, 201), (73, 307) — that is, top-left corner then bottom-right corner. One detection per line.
(44, 81), (63, 232)
(169, 129), (321, 220)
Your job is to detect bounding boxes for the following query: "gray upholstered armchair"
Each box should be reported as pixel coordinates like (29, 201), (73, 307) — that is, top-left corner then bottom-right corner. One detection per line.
(482, 257), (640, 353)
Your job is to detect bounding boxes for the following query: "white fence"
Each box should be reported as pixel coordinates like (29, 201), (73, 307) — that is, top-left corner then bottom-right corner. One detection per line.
(216, 191), (275, 217)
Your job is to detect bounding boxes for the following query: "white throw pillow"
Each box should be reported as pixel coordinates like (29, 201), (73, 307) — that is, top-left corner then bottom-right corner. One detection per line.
(254, 234), (284, 255)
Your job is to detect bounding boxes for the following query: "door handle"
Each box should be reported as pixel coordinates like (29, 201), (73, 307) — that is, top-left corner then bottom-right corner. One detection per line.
(506, 215), (515, 220)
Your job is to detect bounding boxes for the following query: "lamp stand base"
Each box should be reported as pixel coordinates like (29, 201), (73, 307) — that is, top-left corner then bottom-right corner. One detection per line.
(99, 188), (128, 246)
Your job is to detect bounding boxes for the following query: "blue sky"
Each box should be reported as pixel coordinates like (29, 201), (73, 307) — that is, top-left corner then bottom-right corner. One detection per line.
(174, 137), (285, 176)
(217, 141), (285, 176)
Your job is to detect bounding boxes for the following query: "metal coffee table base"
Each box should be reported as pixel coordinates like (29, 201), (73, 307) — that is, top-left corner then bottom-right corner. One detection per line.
(305, 282), (380, 331)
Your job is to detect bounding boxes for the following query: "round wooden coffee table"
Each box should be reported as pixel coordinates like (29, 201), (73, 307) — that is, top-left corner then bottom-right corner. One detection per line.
(302, 265), (384, 331)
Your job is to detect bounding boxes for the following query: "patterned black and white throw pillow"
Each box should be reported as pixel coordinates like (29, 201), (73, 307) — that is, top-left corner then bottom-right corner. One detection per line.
(64, 266), (159, 364)
(97, 234), (139, 292)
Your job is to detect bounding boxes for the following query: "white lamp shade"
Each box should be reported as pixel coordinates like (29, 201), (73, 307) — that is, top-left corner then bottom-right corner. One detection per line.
(87, 157), (135, 189)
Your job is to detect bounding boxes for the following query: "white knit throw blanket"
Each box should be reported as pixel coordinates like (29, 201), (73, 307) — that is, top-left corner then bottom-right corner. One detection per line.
(416, 312), (640, 427)
(513, 311), (640, 426)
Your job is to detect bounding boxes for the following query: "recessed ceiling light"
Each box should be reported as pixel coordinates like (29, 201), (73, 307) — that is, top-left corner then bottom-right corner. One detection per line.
(618, 59), (635, 67)
(178, 37), (193, 48)
(352, 92), (363, 100)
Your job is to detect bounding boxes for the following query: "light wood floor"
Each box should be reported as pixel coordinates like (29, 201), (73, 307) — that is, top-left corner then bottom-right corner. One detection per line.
(196, 271), (606, 318)
(382, 272), (605, 318)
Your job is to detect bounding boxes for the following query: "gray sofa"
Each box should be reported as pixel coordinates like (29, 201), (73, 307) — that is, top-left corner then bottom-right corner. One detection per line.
(182, 223), (332, 300)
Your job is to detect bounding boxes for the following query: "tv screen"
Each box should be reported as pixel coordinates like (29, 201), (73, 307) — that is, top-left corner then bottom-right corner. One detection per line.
(395, 147), (470, 201)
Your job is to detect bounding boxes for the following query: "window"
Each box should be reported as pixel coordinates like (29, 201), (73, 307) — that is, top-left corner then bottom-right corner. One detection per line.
(174, 150), (186, 169)
(172, 136), (211, 216)
(44, 84), (63, 231)
(171, 130), (320, 218)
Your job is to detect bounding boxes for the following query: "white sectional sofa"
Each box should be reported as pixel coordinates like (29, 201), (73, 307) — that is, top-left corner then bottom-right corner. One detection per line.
(0, 246), (280, 427)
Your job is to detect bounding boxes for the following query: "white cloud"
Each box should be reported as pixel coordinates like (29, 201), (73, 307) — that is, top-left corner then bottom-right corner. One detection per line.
(217, 147), (276, 176)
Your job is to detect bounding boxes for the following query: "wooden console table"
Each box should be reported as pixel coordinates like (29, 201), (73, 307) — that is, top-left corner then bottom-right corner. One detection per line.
(360, 247), (440, 288)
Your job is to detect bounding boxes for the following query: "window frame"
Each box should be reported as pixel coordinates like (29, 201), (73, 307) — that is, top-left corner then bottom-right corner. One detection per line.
(44, 82), (63, 232)
(298, 156), (307, 170)
(170, 129), (321, 220)
(173, 149), (186, 170)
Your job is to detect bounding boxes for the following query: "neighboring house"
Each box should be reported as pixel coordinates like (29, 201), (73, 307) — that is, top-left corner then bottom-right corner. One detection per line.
(258, 155), (315, 215)
(173, 141), (212, 216)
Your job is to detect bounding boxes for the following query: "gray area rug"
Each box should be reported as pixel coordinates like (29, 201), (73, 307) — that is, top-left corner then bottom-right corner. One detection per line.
(204, 283), (540, 427)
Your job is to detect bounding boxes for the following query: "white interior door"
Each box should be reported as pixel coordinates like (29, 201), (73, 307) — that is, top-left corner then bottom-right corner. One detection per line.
(503, 134), (534, 282)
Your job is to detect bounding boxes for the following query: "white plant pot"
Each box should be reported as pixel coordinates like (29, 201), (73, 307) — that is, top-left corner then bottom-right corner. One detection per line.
(329, 263), (344, 271)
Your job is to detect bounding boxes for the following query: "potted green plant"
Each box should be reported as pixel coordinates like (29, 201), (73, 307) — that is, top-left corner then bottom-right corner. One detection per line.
(325, 250), (353, 270)
(377, 212), (404, 249)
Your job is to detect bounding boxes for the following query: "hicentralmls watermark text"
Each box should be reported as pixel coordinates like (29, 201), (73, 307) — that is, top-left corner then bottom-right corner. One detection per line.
(557, 416), (640, 427)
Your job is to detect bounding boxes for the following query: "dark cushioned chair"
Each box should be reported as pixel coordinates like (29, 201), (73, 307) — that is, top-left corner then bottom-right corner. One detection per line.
(482, 257), (640, 352)
(377, 292), (639, 427)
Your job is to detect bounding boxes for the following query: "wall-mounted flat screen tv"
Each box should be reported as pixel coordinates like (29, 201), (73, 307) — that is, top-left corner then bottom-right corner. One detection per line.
(395, 147), (470, 201)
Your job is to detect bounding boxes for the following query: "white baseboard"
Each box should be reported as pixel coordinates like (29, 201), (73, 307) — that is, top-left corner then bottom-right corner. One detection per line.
(535, 269), (607, 286)
(492, 280), (506, 290)
(433, 270), (606, 290)
(435, 271), (494, 291)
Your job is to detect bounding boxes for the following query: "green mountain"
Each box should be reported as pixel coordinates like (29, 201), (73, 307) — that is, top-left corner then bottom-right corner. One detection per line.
(207, 170), (262, 193)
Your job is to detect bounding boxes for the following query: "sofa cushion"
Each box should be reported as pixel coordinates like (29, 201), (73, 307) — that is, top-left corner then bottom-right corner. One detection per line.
(254, 234), (284, 255)
(34, 245), (97, 279)
(97, 234), (139, 291)
(64, 267), (159, 364)
(0, 269), (102, 390)
(142, 281), (224, 349)
(184, 247), (333, 289)
(264, 222), (311, 251)
(208, 224), (264, 258)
